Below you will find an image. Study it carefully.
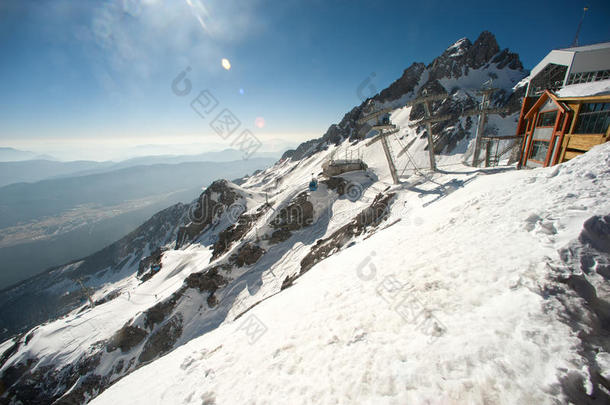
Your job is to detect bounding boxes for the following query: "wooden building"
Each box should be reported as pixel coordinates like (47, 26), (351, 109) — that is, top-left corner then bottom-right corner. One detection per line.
(516, 43), (610, 168)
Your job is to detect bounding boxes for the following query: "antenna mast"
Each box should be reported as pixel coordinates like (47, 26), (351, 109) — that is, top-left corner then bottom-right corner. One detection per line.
(571, 7), (588, 47)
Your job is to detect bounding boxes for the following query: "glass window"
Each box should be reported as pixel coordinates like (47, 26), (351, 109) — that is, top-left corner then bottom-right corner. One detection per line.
(528, 64), (568, 96)
(556, 113), (565, 131)
(575, 103), (610, 134)
(537, 111), (557, 127)
(529, 140), (549, 162)
(567, 70), (610, 85)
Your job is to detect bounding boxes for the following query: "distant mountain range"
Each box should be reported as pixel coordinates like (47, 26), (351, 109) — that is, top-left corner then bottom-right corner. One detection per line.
(0, 147), (55, 162)
(0, 148), (283, 188)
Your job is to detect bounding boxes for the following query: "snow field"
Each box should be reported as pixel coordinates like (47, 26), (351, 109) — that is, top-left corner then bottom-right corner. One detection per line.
(91, 144), (609, 404)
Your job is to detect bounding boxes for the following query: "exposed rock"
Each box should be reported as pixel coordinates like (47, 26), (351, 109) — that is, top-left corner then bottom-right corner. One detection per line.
(270, 192), (314, 231)
(0, 338), (20, 369)
(185, 267), (228, 307)
(1, 351), (104, 404)
(232, 243), (266, 267)
(281, 138), (326, 161)
(93, 289), (122, 306)
(113, 359), (124, 375)
(143, 287), (186, 330)
(300, 193), (394, 274)
(138, 314), (183, 363)
(376, 62), (427, 103)
(1, 362), (54, 404)
(269, 228), (292, 244)
(492, 48), (524, 70)
(176, 180), (242, 248)
(579, 214), (610, 254)
(464, 31), (500, 70)
(280, 149), (296, 160)
(0, 359), (33, 394)
(212, 204), (269, 260)
(106, 325), (147, 353)
(281, 273), (299, 290)
(58, 374), (105, 404)
(137, 247), (165, 277)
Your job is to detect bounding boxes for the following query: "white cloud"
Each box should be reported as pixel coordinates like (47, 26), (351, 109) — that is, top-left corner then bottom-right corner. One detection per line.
(33, 0), (266, 87)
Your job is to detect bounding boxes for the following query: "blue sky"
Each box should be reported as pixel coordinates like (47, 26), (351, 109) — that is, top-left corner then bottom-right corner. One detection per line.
(0, 0), (609, 160)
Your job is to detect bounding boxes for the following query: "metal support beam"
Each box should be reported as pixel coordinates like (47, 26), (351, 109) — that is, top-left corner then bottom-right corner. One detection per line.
(408, 114), (452, 128)
(468, 87), (505, 167)
(365, 134), (382, 147)
(366, 128), (400, 184)
(403, 91), (448, 171)
(361, 91), (448, 177)
(423, 101), (437, 172)
(471, 105), (488, 167)
(461, 107), (509, 117)
(357, 107), (394, 124)
(371, 124), (397, 131)
(76, 278), (95, 308)
(404, 92), (448, 107)
(381, 134), (400, 184)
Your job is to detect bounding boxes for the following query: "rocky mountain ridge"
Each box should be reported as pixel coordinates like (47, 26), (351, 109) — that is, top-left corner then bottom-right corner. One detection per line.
(282, 31), (526, 162)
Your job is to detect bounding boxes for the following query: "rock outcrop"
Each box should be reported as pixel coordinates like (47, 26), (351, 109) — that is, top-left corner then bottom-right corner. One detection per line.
(175, 180), (243, 249)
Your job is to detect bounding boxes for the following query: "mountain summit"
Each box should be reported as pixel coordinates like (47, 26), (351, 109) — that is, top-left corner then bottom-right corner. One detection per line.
(284, 31), (526, 161)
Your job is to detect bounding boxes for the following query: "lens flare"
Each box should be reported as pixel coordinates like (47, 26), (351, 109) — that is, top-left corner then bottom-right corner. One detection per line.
(255, 117), (265, 128)
(221, 58), (231, 70)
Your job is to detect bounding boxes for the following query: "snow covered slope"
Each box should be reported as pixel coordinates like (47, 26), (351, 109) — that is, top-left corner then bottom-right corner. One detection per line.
(91, 143), (610, 405)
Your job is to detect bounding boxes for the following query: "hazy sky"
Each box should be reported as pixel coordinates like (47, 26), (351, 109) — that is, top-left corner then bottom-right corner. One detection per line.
(0, 0), (609, 160)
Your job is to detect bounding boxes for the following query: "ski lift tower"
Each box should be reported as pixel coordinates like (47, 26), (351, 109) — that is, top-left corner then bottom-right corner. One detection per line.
(357, 106), (400, 184)
(398, 90), (451, 172)
(76, 278), (95, 308)
(460, 82), (509, 167)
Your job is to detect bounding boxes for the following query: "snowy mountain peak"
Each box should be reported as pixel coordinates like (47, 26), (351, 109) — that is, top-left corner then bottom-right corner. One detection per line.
(445, 37), (471, 56)
(278, 31), (527, 165)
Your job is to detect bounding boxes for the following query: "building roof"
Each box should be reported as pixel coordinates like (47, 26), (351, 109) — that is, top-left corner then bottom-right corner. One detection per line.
(559, 42), (610, 53)
(526, 42), (610, 96)
(556, 80), (610, 98)
(524, 90), (569, 119)
(528, 50), (573, 80)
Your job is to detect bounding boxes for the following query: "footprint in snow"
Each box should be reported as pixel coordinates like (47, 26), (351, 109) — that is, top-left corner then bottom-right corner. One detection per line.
(200, 391), (216, 405)
(524, 213), (542, 232)
(348, 329), (367, 345)
(537, 220), (557, 235)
